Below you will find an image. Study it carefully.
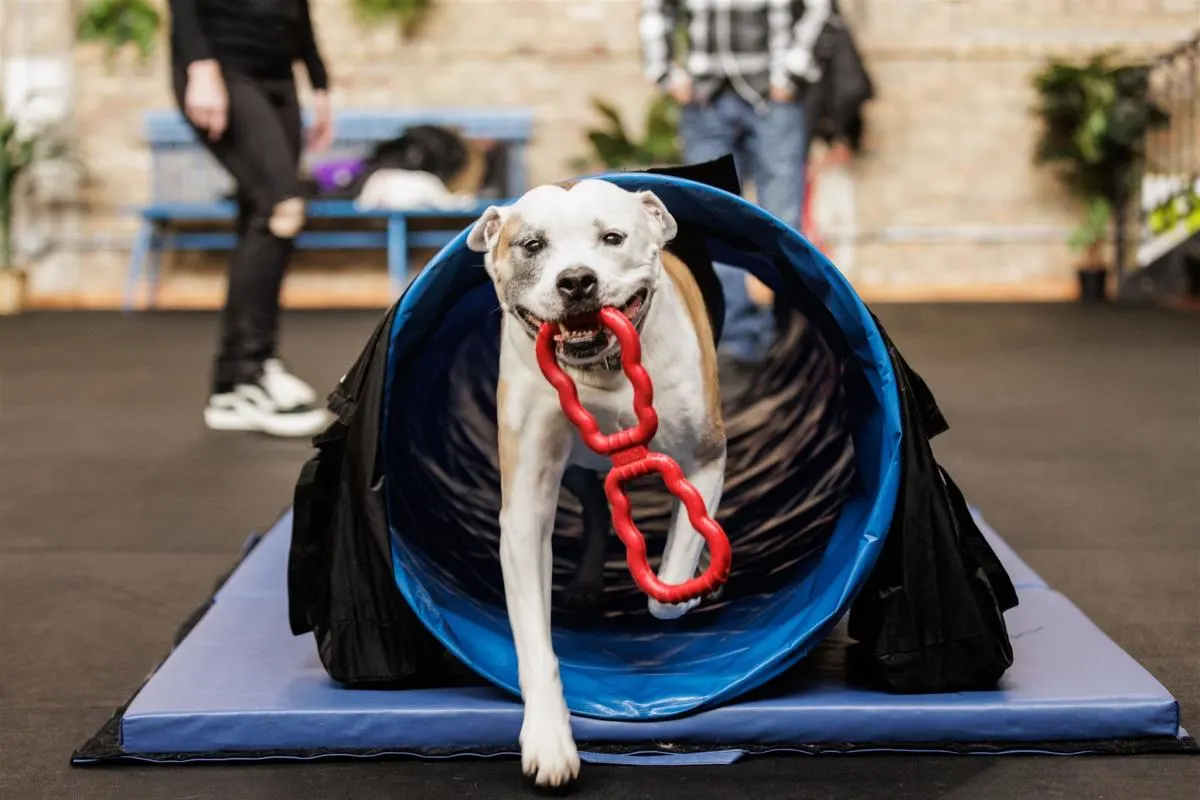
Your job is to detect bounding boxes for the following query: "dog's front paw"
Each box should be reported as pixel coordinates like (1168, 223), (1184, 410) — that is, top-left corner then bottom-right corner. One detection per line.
(520, 705), (580, 789)
(647, 596), (701, 620)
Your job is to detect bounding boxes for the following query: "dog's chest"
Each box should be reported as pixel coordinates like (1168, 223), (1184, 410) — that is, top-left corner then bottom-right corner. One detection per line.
(565, 381), (699, 472)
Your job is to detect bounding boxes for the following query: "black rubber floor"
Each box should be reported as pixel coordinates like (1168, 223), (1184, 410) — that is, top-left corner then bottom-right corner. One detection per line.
(1, 304), (1197, 799)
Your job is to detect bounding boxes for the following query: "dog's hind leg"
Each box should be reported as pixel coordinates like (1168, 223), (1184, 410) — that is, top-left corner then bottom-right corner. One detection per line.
(561, 465), (610, 613)
(648, 448), (727, 621)
(497, 393), (580, 788)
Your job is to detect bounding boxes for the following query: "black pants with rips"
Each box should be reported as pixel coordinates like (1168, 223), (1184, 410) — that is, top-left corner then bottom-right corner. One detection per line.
(172, 67), (304, 394)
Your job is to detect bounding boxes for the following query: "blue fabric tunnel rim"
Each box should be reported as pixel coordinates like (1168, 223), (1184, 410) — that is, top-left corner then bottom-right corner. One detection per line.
(379, 172), (904, 720)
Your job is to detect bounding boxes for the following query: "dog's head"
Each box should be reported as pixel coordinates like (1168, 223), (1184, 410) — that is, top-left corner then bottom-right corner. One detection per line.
(466, 179), (678, 368)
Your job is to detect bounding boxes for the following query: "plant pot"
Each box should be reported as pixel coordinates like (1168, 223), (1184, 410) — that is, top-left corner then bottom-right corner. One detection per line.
(1077, 266), (1109, 303)
(0, 268), (28, 316)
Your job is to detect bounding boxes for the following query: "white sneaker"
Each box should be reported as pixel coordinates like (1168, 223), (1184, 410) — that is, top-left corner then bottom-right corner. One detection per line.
(261, 358), (318, 408)
(204, 361), (330, 438)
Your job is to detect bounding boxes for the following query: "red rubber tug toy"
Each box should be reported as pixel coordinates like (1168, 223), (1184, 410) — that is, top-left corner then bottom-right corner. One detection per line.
(535, 306), (733, 607)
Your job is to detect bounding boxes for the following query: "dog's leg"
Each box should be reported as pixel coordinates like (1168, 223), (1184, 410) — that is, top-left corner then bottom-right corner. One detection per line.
(561, 466), (609, 612)
(648, 448), (727, 621)
(498, 398), (579, 788)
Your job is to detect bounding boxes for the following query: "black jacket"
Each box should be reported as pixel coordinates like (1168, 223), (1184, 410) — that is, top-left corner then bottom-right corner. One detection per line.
(804, 12), (874, 152)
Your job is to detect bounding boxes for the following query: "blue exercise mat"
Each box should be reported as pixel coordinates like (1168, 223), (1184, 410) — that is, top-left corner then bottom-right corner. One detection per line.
(87, 508), (1187, 764)
(69, 170), (1191, 766)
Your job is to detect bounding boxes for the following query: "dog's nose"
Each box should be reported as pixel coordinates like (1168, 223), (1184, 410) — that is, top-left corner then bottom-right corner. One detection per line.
(555, 267), (599, 304)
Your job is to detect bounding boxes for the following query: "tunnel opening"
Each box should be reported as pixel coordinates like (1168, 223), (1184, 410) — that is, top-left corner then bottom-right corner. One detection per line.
(379, 173), (902, 719)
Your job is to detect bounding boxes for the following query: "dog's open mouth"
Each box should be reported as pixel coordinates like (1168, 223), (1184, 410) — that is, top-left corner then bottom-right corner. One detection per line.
(515, 288), (651, 366)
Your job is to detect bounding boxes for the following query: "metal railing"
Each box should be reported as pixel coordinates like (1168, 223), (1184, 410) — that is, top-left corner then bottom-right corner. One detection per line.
(1120, 33), (1200, 294)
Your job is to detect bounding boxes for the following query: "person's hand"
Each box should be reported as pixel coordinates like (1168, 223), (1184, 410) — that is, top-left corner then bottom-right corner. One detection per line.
(184, 60), (228, 142)
(769, 83), (795, 103)
(307, 90), (334, 153)
(746, 274), (775, 307)
(665, 72), (694, 105)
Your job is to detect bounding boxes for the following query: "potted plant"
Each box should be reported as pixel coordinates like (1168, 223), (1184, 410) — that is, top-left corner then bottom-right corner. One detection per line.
(75, 0), (163, 66)
(1032, 52), (1170, 302)
(0, 113), (38, 315)
(0, 105), (76, 315)
(351, 0), (434, 36)
(570, 96), (683, 172)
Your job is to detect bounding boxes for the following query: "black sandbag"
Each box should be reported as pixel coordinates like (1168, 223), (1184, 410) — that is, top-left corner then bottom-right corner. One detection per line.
(288, 303), (447, 685)
(846, 321), (1020, 693)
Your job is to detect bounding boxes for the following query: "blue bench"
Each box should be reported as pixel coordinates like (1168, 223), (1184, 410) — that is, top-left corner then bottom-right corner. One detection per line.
(125, 109), (535, 311)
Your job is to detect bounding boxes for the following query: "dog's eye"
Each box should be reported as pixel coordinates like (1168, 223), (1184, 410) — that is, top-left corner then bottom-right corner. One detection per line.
(602, 231), (626, 246)
(521, 238), (545, 255)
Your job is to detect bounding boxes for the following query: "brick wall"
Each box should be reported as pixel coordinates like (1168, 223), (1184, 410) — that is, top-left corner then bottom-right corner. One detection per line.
(10, 0), (1200, 306)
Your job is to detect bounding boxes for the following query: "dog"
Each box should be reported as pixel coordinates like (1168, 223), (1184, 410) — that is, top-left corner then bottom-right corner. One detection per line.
(354, 168), (482, 211)
(339, 124), (495, 204)
(353, 126), (493, 212)
(466, 178), (726, 788)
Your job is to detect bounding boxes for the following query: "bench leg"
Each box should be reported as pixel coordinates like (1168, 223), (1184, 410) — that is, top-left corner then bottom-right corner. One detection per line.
(387, 216), (409, 296)
(146, 230), (171, 310)
(506, 143), (529, 196)
(124, 220), (156, 313)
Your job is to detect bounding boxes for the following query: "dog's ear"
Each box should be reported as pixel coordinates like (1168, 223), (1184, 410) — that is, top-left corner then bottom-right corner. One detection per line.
(466, 205), (508, 253)
(637, 191), (678, 245)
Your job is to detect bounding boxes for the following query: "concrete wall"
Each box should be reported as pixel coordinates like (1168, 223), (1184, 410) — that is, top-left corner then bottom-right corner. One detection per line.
(5, 0), (1198, 307)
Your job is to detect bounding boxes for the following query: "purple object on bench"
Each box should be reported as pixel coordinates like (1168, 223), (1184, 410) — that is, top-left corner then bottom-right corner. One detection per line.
(311, 158), (366, 194)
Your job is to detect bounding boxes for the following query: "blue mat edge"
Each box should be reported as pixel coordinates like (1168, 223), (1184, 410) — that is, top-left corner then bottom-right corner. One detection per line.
(78, 727), (1197, 767)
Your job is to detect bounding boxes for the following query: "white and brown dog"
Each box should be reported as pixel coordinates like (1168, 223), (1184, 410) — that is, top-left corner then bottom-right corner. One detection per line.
(466, 179), (726, 788)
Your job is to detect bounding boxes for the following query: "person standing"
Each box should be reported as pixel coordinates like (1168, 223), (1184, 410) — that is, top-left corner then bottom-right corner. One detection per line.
(640, 0), (832, 365)
(168, 0), (334, 437)
(802, 6), (874, 278)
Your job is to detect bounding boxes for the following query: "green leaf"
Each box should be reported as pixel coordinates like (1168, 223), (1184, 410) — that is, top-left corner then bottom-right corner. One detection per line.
(576, 93), (682, 169)
(591, 98), (626, 133)
(1066, 196), (1112, 253)
(351, 0), (433, 31)
(587, 131), (638, 168)
(1032, 51), (1172, 230)
(567, 155), (597, 173)
(644, 98), (677, 143)
(76, 0), (162, 63)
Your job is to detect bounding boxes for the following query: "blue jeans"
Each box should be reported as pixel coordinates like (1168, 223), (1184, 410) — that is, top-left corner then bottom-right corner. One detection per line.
(678, 91), (807, 363)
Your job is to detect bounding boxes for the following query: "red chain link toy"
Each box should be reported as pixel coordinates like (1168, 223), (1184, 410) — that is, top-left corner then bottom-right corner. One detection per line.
(535, 306), (732, 606)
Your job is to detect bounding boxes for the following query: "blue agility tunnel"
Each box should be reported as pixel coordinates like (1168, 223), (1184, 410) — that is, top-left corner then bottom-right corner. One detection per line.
(375, 171), (903, 719)
(72, 161), (1192, 766)
(283, 158), (1026, 720)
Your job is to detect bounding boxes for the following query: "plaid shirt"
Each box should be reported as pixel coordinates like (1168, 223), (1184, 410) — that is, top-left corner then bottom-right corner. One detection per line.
(640, 0), (832, 108)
